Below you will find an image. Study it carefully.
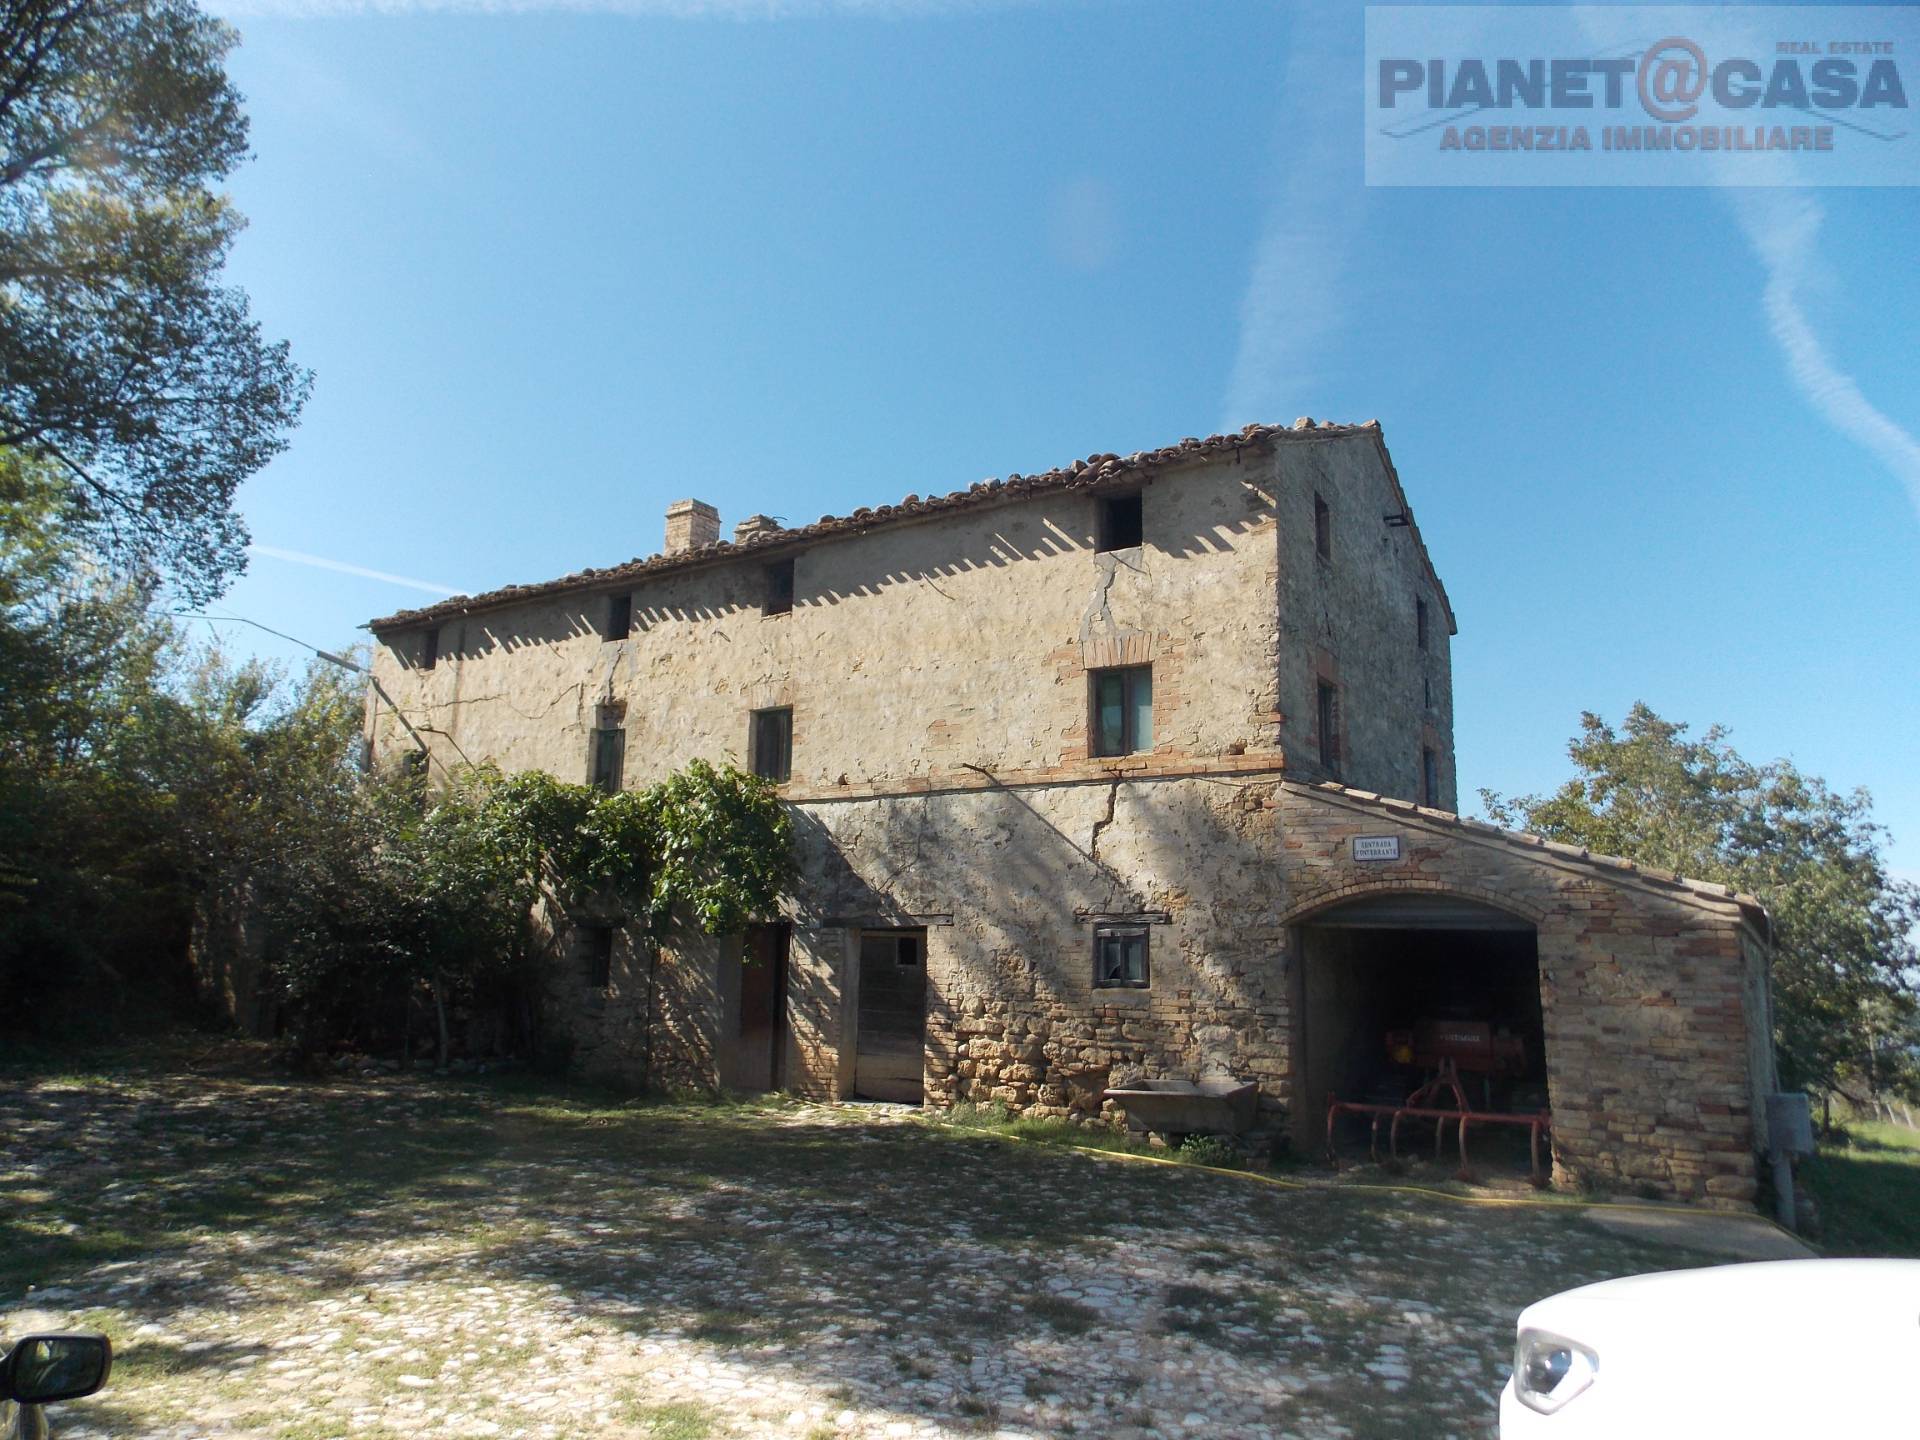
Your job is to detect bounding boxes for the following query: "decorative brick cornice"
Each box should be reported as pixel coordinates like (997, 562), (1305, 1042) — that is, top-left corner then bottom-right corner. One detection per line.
(783, 754), (1287, 805)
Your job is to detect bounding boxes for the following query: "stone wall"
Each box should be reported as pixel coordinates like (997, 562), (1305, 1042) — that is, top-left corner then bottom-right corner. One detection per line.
(538, 912), (753, 1094)
(366, 441), (1364, 801)
(534, 773), (1300, 1129)
(795, 775), (1297, 1126)
(524, 772), (1771, 1210)
(1274, 436), (1456, 807)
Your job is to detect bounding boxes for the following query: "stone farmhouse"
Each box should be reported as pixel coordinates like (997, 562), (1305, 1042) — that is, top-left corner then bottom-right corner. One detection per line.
(366, 419), (1776, 1207)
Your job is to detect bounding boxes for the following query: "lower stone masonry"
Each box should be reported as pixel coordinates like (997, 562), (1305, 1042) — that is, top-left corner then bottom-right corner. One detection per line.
(546, 773), (1773, 1210)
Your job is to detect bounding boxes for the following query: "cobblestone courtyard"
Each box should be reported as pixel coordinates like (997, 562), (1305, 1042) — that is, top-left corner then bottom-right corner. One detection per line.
(4, 1056), (1735, 1439)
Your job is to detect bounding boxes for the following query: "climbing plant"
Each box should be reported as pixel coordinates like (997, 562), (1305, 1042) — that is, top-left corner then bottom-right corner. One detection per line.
(478, 759), (793, 931)
(636, 758), (796, 935)
(257, 757), (794, 1061)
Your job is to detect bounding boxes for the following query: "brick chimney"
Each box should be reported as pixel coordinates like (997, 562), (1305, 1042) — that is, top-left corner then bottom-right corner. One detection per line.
(733, 514), (783, 545)
(664, 499), (719, 555)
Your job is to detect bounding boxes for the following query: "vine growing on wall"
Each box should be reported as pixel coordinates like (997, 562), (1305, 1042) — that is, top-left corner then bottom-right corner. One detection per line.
(256, 757), (795, 1063)
(489, 759), (795, 931)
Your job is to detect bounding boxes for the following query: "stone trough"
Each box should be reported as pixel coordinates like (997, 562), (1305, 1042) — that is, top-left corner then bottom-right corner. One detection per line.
(1103, 1078), (1260, 1136)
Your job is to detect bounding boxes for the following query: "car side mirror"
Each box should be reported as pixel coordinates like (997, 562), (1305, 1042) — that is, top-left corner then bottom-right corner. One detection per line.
(1, 1333), (112, 1405)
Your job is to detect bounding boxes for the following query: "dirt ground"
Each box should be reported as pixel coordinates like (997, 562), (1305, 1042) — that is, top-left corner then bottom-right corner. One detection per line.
(2, 1057), (1756, 1440)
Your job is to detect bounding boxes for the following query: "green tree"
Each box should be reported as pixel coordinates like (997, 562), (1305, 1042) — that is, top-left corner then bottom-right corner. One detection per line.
(0, 482), (794, 1059)
(0, 448), (179, 1017)
(256, 759), (794, 1066)
(0, 0), (309, 602)
(1483, 703), (1920, 1106)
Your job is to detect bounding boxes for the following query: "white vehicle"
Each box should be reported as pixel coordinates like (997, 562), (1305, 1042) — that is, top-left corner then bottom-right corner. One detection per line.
(1499, 1258), (1920, 1436)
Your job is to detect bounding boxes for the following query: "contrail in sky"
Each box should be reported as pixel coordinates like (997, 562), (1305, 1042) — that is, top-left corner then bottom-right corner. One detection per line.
(249, 544), (467, 597)
(1563, 7), (1920, 526)
(1220, 0), (1356, 431)
(1731, 191), (1920, 526)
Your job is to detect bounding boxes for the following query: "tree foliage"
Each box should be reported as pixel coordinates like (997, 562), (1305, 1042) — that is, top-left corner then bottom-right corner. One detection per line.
(0, 0), (310, 602)
(0, 448), (360, 1024)
(2, 468), (797, 1058)
(638, 758), (795, 935)
(1482, 703), (1920, 1102)
(255, 759), (794, 1060)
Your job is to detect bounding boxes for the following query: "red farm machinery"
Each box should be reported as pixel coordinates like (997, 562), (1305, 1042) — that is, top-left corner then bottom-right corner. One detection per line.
(1325, 1017), (1552, 1184)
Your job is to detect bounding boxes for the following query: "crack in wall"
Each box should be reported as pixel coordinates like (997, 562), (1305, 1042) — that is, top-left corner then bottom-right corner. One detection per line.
(1088, 778), (1120, 861)
(417, 682), (589, 725)
(1079, 554), (1120, 645)
(1088, 778), (1135, 910)
(1077, 550), (1147, 648)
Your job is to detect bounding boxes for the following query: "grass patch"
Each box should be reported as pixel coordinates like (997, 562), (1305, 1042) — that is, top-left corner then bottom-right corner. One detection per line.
(936, 1102), (1158, 1160)
(620, 1399), (718, 1440)
(1802, 1120), (1920, 1258)
(685, 1306), (766, 1348)
(1023, 1293), (1099, 1335)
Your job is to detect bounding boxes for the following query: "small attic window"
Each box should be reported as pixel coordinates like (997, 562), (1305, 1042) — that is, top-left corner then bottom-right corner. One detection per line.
(1097, 492), (1143, 552)
(764, 558), (795, 616)
(419, 627), (439, 671)
(1416, 597), (1429, 651)
(604, 594), (632, 642)
(1314, 492), (1332, 560)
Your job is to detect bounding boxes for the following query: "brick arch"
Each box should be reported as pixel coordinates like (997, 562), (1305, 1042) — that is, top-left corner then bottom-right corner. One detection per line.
(1280, 876), (1547, 929)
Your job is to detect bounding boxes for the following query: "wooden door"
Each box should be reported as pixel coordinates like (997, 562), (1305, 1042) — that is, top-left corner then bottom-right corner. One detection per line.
(854, 929), (926, 1102)
(736, 923), (789, 1092)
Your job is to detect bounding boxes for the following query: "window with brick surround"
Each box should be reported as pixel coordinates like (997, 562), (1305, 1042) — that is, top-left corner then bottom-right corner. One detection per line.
(1093, 924), (1150, 989)
(1314, 492), (1331, 560)
(579, 924), (615, 989)
(1090, 665), (1153, 757)
(604, 593), (632, 642)
(1423, 746), (1440, 807)
(419, 627), (439, 671)
(764, 558), (795, 616)
(1317, 680), (1340, 771)
(1416, 597), (1429, 651)
(751, 706), (792, 782)
(1096, 492), (1143, 552)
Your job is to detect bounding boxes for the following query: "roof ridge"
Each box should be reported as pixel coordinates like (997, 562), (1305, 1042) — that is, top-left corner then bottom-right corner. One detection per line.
(366, 418), (1389, 632)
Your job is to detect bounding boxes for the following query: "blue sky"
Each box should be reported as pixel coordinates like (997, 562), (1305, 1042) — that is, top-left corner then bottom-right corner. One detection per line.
(199, 0), (1920, 881)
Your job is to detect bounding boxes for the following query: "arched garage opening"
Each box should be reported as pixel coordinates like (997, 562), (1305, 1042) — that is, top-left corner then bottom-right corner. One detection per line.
(1292, 891), (1548, 1175)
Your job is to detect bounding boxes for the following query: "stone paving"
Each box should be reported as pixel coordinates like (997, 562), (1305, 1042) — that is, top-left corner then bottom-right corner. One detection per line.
(1, 1063), (1729, 1439)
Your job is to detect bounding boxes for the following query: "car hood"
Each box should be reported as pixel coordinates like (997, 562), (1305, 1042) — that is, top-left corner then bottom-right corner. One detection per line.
(1515, 1258), (1920, 1420)
(1521, 1257), (1920, 1337)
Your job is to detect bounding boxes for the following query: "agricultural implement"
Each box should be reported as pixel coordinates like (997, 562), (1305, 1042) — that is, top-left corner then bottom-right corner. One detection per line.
(1325, 1018), (1552, 1185)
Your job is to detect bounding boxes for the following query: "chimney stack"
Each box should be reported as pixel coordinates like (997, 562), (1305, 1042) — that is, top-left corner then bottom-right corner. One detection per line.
(733, 514), (783, 545)
(664, 499), (719, 555)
